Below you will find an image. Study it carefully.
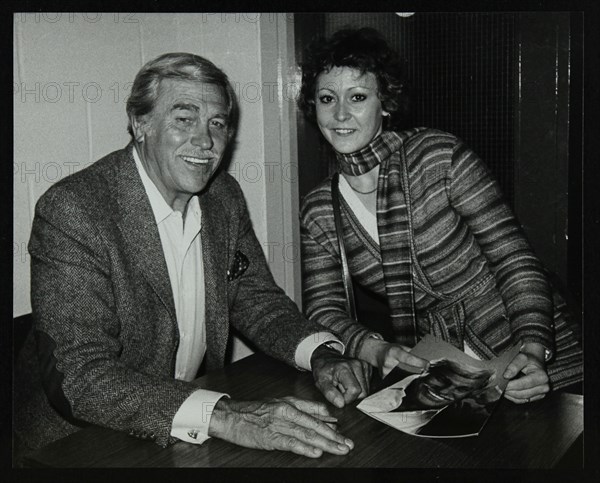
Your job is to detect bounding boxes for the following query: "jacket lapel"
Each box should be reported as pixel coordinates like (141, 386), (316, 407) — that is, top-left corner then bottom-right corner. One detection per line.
(199, 186), (230, 370)
(114, 145), (177, 322)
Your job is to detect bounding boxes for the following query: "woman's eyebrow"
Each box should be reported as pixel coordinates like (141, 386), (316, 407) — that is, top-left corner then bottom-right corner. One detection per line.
(349, 85), (376, 90)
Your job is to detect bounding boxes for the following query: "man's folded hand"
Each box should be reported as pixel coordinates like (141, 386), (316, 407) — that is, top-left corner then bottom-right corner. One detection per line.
(310, 345), (371, 408)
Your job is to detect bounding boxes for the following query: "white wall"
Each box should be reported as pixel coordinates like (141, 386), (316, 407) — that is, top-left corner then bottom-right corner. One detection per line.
(13, 12), (301, 362)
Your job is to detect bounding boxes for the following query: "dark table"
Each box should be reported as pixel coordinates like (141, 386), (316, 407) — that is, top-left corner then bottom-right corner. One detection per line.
(23, 353), (583, 468)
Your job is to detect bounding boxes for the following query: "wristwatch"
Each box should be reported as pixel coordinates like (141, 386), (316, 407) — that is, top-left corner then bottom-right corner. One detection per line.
(520, 342), (552, 362)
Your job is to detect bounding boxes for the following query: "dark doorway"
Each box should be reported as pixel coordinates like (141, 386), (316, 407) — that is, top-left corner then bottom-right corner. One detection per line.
(294, 12), (582, 310)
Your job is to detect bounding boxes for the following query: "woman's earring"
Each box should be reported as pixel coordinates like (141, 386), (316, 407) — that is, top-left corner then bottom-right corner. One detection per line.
(382, 111), (390, 117)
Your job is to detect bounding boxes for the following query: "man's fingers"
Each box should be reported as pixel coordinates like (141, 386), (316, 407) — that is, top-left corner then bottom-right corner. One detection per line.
(286, 425), (352, 456)
(352, 362), (370, 398)
(282, 397), (337, 423)
(271, 433), (324, 458)
(361, 362), (372, 395)
(335, 367), (364, 403)
(316, 379), (346, 408)
(343, 360), (370, 398)
(311, 347), (374, 407)
(280, 404), (353, 451)
(212, 398), (353, 458)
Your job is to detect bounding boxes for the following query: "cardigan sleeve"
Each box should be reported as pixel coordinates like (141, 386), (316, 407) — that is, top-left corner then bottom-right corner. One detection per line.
(447, 140), (555, 352)
(300, 192), (382, 359)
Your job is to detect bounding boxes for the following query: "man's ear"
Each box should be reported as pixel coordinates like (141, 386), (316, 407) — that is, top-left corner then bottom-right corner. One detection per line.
(130, 116), (147, 143)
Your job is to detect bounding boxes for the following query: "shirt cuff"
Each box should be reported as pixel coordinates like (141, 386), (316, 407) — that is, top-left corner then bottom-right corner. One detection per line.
(170, 389), (229, 444)
(294, 332), (344, 371)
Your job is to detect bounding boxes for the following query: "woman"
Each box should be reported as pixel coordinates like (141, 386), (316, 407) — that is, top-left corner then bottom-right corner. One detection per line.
(298, 28), (582, 403)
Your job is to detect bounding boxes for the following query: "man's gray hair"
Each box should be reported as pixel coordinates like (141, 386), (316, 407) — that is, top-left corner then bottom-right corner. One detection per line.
(126, 52), (237, 139)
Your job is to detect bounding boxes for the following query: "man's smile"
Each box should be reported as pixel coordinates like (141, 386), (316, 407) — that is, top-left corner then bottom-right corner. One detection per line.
(180, 154), (214, 166)
(331, 128), (356, 136)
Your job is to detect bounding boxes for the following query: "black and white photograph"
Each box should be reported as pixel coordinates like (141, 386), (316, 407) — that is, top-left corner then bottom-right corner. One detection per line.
(357, 335), (519, 438)
(10, 8), (593, 472)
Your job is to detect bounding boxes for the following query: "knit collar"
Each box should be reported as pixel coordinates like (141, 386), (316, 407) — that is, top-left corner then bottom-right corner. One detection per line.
(336, 131), (404, 176)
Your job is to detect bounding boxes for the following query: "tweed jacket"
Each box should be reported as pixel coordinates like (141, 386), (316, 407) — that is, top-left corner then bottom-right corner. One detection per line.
(300, 129), (582, 389)
(15, 144), (324, 455)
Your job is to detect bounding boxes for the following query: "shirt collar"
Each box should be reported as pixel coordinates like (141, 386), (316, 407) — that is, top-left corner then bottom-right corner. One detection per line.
(132, 145), (201, 228)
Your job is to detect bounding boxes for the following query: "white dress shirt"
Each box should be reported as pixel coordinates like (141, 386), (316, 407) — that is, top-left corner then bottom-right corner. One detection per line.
(133, 147), (343, 445)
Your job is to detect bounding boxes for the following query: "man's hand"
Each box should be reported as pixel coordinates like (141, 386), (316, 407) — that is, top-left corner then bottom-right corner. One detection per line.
(208, 396), (353, 458)
(359, 338), (429, 378)
(311, 345), (371, 408)
(503, 342), (550, 404)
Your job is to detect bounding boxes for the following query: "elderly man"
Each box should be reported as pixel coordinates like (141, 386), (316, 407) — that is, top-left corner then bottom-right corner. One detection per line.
(14, 53), (384, 463)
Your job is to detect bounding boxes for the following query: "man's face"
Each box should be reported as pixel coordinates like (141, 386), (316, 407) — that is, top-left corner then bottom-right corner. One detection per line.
(133, 78), (230, 210)
(406, 366), (483, 409)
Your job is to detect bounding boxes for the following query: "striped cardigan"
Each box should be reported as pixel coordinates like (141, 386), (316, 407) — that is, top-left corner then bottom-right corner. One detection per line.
(300, 128), (582, 389)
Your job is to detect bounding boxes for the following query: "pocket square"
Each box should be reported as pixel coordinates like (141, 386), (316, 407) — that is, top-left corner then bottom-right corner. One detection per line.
(227, 250), (249, 281)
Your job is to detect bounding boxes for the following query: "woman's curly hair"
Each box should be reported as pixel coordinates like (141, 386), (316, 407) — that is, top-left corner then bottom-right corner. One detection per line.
(298, 28), (410, 131)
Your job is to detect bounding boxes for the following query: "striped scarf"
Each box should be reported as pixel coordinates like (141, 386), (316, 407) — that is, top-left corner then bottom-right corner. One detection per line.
(336, 133), (389, 176)
(337, 130), (422, 346)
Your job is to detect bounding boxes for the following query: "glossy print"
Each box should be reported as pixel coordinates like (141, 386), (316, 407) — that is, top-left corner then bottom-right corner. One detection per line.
(315, 66), (385, 154)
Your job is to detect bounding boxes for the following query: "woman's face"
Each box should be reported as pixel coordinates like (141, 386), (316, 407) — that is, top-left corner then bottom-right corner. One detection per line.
(315, 66), (385, 154)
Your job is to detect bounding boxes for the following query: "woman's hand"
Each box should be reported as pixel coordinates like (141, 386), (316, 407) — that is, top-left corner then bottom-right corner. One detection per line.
(503, 342), (550, 403)
(359, 337), (429, 378)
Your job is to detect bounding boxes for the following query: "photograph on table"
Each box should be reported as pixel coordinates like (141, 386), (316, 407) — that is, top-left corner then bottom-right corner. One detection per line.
(357, 335), (520, 437)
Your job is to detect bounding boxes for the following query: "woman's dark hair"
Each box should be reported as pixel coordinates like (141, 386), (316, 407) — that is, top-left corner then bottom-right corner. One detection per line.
(298, 28), (410, 131)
